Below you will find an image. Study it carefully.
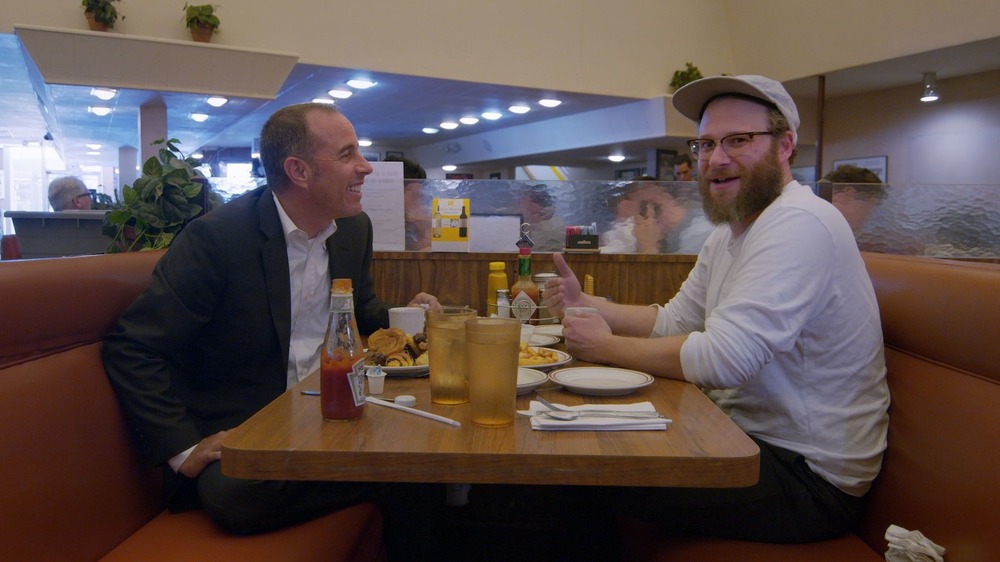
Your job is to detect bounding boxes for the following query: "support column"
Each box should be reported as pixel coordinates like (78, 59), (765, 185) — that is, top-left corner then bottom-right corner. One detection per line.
(139, 97), (167, 164)
(118, 145), (138, 193)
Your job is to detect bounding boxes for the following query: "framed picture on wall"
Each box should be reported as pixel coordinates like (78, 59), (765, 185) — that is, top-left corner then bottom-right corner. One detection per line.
(385, 150), (404, 159)
(489, 172), (502, 179)
(655, 149), (678, 180)
(831, 156), (888, 182)
(615, 168), (644, 180)
(446, 173), (474, 180)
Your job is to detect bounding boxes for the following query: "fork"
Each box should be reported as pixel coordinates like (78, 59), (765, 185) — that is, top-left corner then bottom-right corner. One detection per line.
(534, 395), (663, 419)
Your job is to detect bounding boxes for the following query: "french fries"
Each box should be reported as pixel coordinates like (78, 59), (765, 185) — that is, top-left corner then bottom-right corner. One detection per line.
(518, 344), (560, 366)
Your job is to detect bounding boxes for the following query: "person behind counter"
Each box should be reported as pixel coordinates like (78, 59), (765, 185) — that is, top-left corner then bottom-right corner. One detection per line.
(103, 102), (442, 544)
(544, 75), (889, 544)
(47, 176), (93, 211)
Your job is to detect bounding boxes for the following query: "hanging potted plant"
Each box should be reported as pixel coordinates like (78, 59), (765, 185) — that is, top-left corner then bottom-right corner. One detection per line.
(102, 138), (207, 252)
(669, 62), (704, 92)
(81, 0), (123, 32)
(183, 3), (221, 43)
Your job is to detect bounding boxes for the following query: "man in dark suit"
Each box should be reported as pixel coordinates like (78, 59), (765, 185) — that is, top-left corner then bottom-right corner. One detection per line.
(103, 103), (440, 535)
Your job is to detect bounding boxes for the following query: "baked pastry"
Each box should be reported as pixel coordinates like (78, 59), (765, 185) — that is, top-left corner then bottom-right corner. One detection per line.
(385, 350), (414, 367)
(368, 328), (408, 355)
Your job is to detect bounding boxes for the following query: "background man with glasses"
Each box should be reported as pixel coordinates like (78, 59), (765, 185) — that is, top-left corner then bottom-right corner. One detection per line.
(47, 176), (92, 211)
(544, 75), (889, 543)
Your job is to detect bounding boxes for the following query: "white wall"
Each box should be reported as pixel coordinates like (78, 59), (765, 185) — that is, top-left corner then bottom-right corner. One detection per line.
(6, 0), (999, 101)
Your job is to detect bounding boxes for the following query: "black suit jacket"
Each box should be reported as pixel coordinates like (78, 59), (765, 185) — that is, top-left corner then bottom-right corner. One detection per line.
(103, 186), (391, 473)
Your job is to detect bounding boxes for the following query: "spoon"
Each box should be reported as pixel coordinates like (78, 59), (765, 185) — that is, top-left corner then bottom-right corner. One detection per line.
(537, 410), (664, 421)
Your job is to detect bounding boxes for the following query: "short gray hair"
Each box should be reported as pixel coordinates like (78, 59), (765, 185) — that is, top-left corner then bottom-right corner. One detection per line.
(47, 176), (88, 210)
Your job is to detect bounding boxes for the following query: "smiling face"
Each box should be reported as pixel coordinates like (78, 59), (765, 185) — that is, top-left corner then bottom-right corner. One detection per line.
(696, 97), (793, 230)
(301, 110), (374, 221)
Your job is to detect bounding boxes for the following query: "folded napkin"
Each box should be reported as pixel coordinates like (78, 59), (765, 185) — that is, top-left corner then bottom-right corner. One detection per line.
(519, 400), (670, 431)
(884, 524), (945, 562)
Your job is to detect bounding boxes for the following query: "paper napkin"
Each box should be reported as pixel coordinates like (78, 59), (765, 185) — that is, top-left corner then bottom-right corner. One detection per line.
(885, 524), (945, 562)
(519, 400), (670, 431)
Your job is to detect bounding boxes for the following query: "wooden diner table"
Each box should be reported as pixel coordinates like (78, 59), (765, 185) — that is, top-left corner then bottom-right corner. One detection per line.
(221, 353), (760, 489)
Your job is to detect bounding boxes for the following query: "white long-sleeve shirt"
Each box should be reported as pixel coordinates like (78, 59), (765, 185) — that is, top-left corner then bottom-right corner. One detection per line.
(652, 181), (889, 496)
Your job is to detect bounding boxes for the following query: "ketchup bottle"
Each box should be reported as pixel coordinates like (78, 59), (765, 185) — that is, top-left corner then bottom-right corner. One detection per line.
(320, 278), (365, 420)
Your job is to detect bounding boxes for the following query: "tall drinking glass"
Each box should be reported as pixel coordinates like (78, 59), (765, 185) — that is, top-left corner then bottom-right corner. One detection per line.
(465, 317), (522, 426)
(426, 307), (477, 404)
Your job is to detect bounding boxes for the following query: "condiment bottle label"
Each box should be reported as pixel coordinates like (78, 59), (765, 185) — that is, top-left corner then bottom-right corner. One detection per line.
(510, 291), (538, 322)
(349, 358), (366, 407)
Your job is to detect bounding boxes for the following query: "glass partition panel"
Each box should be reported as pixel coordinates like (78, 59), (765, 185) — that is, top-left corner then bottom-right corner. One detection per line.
(205, 177), (999, 259)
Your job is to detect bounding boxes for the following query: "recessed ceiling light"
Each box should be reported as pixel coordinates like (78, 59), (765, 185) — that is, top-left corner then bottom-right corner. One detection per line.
(191, 113), (209, 122)
(422, 127), (439, 134)
(192, 152), (204, 160)
(508, 105), (531, 114)
(328, 89), (353, 99)
(538, 98), (562, 108)
(358, 139), (373, 147)
(608, 155), (626, 162)
(442, 165), (457, 172)
(312, 98), (336, 104)
(90, 88), (116, 101)
(459, 116), (479, 125)
(440, 122), (459, 130)
(206, 96), (229, 107)
(88, 106), (112, 116)
(86, 151), (101, 156)
(346, 79), (376, 89)
(481, 111), (502, 120)
(86, 143), (101, 150)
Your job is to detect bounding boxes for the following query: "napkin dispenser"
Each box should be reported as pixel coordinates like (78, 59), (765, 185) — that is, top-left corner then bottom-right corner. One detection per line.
(564, 224), (600, 253)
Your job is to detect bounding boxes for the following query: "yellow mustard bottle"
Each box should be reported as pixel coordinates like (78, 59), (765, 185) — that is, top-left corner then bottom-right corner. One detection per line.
(487, 261), (508, 317)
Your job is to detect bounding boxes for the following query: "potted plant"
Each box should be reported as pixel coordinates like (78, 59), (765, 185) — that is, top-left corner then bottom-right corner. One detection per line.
(183, 3), (221, 42)
(103, 138), (206, 252)
(670, 62), (704, 91)
(81, 0), (123, 32)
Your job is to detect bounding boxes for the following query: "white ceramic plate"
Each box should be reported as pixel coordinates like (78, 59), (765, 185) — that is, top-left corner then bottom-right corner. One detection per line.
(548, 367), (654, 396)
(516, 368), (548, 395)
(529, 334), (561, 347)
(533, 324), (564, 339)
(381, 364), (429, 377)
(519, 348), (572, 371)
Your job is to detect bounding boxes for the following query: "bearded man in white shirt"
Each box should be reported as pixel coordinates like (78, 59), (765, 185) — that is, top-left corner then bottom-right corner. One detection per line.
(544, 75), (889, 543)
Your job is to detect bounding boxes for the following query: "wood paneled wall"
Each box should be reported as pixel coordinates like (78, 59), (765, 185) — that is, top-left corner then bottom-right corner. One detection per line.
(372, 252), (697, 313)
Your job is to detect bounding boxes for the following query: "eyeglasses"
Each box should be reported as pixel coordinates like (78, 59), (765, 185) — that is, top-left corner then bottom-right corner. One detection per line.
(687, 131), (775, 159)
(74, 191), (93, 200)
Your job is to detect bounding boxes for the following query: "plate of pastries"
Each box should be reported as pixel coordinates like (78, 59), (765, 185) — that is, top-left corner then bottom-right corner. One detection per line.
(364, 328), (429, 376)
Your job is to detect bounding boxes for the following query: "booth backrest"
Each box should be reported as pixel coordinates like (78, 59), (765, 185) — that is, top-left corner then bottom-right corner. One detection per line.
(859, 253), (1000, 560)
(0, 251), (166, 561)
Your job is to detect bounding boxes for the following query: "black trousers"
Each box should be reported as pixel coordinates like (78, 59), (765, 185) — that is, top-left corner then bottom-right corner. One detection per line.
(196, 462), (446, 560)
(608, 436), (864, 543)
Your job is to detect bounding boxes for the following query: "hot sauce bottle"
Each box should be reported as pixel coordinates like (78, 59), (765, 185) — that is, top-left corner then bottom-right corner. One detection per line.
(509, 224), (538, 323)
(320, 278), (366, 421)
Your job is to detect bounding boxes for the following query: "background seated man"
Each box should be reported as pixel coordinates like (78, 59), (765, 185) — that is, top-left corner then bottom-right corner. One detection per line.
(822, 164), (886, 232)
(47, 176), (92, 211)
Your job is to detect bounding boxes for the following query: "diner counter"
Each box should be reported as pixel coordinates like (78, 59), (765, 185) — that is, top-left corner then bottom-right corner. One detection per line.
(372, 251), (697, 313)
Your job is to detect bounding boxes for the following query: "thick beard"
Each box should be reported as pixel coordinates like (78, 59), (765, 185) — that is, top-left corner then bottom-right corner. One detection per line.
(699, 145), (785, 225)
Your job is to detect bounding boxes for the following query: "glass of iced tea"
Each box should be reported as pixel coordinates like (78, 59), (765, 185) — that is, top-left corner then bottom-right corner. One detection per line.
(426, 307), (477, 404)
(465, 317), (522, 426)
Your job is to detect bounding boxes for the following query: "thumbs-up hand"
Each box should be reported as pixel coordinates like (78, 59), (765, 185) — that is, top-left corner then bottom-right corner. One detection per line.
(543, 253), (584, 318)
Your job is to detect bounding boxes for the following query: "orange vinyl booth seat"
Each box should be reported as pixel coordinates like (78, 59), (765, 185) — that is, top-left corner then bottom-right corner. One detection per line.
(0, 251), (384, 562)
(623, 253), (1000, 562)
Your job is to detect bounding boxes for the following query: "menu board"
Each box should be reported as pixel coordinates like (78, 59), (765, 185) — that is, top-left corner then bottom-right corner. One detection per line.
(361, 161), (405, 251)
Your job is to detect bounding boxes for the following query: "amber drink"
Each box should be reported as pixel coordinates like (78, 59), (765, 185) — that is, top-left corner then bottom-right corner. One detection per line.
(465, 318), (522, 426)
(426, 307), (477, 404)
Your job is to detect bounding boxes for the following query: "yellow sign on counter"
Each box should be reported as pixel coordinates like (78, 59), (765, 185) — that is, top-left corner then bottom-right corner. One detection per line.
(431, 197), (470, 251)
